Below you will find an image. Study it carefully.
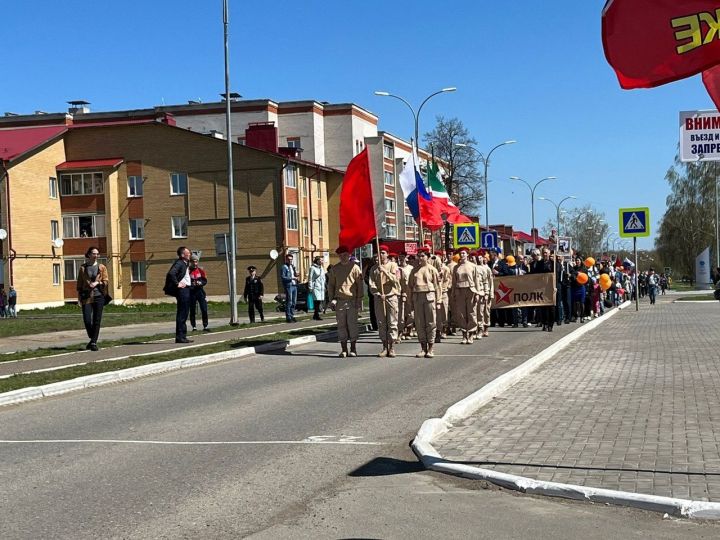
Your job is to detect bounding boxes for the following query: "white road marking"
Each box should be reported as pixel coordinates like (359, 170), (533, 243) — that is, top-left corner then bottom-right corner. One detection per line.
(0, 438), (382, 446)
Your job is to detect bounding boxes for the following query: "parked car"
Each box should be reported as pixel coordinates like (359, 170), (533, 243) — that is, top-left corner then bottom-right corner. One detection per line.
(274, 282), (309, 313)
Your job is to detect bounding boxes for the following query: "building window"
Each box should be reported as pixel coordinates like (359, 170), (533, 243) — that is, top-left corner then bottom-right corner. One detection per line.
(131, 261), (147, 283)
(286, 205), (298, 230)
(383, 143), (394, 159)
(128, 175), (144, 197)
(62, 214), (105, 238)
(51, 220), (60, 241)
(316, 181), (322, 200)
(171, 216), (188, 238)
(404, 215), (415, 227)
(285, 164), (297, 188)
(384, 171), (394, 186)
(318, 218), (324, 238)
(384, 198), (396, 212)
(52, 264), (61, 286)
(287, 137), (301, 148)
(170, 172), (188, 195)
(59, 172), (104, 196)
(386, 224), (397, 238)
(64, 258), (107, 281)
(237, 137), (246, 145)
(302, 217), (309, 236)
(49, 177), (58, 199)
(129, 219), (145, 240)
(301, 178), (309, 197)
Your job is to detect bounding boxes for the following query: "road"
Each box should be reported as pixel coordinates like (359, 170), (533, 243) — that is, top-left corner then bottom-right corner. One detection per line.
(1, 315), (718, 539)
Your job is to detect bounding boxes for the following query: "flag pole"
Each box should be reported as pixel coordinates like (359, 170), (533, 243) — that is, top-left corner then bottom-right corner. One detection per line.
(374, 237), (388, 321)
(364, 146), (387, 322)
(412, 138), (425, 247)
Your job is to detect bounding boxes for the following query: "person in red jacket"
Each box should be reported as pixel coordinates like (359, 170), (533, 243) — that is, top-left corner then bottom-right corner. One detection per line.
(189, 255), (209, 332)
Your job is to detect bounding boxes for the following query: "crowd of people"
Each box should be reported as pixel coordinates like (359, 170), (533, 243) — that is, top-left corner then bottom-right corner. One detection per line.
(0, 285), (17, 318)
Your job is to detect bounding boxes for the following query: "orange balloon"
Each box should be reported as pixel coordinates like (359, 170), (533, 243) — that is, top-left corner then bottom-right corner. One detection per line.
(452, 254), (460, 263)
(576, 272), (589, 285)
(600, 278), (611, 291)
(584, 257), (595, 268)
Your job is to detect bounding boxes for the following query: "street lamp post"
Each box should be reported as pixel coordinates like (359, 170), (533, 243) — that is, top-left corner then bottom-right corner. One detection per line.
(537, 195), (575, 242)
(456, 141), (516, 232)
(606, 232), (618, 254)
(375, 87), (456, 246)
(511, 177), (557, 245)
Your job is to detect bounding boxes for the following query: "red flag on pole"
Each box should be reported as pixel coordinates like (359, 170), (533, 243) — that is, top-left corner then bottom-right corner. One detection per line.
(703, 64), (720, 110)
(602, 0), (720, 89)
(338, 148), (377, 250)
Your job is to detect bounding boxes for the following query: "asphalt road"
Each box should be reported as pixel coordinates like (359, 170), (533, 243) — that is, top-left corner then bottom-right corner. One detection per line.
(2, 317), (719, 539)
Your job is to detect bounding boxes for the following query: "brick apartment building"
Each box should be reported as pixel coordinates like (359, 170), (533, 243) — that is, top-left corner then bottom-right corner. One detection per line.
(0, 114), (342, 308)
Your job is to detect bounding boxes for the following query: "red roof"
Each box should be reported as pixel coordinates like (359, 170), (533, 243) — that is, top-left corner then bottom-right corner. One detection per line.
(57, 158), (123, 170)
(513, 230), (550, 245)
(0, 126), (67, 162)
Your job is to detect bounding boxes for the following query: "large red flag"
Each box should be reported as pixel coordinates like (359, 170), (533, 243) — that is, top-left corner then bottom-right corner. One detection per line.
(338, 148), (377, 250)
(602, 0), (720, 89)
(703, 63), (720, 109)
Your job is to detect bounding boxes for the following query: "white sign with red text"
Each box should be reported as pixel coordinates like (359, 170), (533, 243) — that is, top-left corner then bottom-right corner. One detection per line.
(680, 110), (720, 162)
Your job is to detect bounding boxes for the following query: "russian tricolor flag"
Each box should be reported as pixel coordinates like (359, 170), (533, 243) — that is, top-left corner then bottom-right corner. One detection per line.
(398, 150), (443, 229)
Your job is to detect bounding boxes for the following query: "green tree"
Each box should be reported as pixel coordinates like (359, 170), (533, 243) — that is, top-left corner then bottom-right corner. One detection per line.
(656, 155), (717, 279)
(423, 116), (483, 215)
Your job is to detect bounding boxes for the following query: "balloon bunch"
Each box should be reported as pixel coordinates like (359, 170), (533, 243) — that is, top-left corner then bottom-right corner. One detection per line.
(599, 273), (612, 291)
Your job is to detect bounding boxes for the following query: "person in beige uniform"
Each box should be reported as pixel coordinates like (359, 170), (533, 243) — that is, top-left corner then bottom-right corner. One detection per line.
(451, 247), (480, 344)
(327, 246), (364, 358)
(369, 244), (401, 357)
(432, 251), (451, 342)
(476, 252), (493, 338)
(408, 247), (442, 358)
(398, 253), (415, 340)
(446, 253), (459, 336)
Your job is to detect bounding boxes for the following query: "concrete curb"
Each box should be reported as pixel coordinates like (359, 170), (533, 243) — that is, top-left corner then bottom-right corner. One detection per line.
(0, 329), (338, 409)
(409, 301), (720, 519)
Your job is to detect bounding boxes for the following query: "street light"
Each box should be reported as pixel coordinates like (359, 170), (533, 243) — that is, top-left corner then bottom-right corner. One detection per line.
(537, 195), (574, 245)
(374, 87), (456, 149)
(455, 141), (517, 232)
(512, 177), (557, 244)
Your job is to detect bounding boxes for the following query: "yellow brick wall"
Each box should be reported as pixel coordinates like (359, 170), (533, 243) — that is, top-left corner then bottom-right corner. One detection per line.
(8, 139), (66, 305)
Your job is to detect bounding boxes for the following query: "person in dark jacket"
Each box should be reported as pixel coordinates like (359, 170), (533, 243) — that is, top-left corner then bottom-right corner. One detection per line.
(530, 248), (556, 331)
(189, 255), (209, 332)
(164, 246), (192, 343)
(243, 266), (265, 323)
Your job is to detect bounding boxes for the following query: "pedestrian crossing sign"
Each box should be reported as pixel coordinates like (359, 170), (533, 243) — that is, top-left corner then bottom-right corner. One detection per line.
(453, 223), (480, 248)
(618, 207), (650, 238)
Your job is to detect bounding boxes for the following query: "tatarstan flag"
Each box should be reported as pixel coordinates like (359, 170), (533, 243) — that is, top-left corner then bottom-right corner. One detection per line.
(427, 158), (471, 225)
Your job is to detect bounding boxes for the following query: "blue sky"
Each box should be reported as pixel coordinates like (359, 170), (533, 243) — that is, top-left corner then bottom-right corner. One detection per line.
(4, 0), (713, 249)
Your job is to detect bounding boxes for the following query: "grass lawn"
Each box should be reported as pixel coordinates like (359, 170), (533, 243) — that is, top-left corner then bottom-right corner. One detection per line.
(677, 294), (717, 301)
(0, 301), (285, 338)
(0, 325), (336, 394)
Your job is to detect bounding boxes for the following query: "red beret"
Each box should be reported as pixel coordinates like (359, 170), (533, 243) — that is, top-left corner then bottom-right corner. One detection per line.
(378, 244), (389, 253)
(455, 247), (469, 254)
(434, 250), (444, 256)
(418, 247), (431, 254)
(389, 252), (398, 258)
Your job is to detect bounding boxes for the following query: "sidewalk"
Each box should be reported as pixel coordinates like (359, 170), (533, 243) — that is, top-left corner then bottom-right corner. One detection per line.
(0, 316), (332, 378)
(433, 296), (720, 502)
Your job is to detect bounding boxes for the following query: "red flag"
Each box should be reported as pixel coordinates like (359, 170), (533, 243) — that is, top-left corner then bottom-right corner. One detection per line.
(703, 64), (720, 109)
(338, 148), (377, 250)
(602, 0), (720, 89)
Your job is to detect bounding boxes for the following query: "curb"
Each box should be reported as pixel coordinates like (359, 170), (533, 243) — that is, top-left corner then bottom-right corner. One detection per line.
(0, 329), (338, 409)
(409, 301), (720, 520)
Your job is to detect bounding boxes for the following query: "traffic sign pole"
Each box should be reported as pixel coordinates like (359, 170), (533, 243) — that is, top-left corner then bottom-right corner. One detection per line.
(634, 237), (639, 312)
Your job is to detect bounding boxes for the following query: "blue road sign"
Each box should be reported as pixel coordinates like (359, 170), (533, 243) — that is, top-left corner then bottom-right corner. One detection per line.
(481, 231), (498, 250)
(618, 207), (650, 238)
(453, 223), (480, 248)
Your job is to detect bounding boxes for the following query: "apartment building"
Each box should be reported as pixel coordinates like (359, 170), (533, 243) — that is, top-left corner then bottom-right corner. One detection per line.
(0, 116), (342, 308)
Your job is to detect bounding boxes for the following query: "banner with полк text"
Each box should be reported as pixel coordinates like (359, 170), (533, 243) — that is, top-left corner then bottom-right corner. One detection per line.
(492, 273), (555, 309)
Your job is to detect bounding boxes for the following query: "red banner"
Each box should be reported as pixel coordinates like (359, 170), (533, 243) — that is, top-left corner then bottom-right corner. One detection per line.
(602, 0), (720, 89)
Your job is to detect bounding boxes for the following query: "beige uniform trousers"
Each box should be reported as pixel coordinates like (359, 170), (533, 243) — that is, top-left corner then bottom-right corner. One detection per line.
(413, 292), (437, 344)
(436, 292), (449, 332)
(454, 287), (478, 334)
(477, 295), (491, 328)
(336, 299), (359, 342)
(398, 295), (411, 335)
(374, 294), (399, 344)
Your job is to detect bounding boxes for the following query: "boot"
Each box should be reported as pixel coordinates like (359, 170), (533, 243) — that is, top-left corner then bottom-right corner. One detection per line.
(425, 343), (434, 358)
(482, 325), (489, 337)
(387, 344), (396, 358)
(378, 341), (388, 358)
(349, 341), (358, 357)
(339, 341), (348, 358)
(435, 330), (442, 343)
(468, 334), (474, 344)
(416, 342), (427, 358)
(461, 331), (468, 345)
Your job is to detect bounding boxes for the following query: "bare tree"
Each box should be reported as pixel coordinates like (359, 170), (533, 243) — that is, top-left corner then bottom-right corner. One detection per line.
(541, 205), (609, 256)
(423, 116), (483, 215)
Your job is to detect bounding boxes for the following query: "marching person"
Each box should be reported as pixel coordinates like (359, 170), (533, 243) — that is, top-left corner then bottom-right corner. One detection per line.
(308, 255), (327, 321)
(399, 253), (415, 339)
(505, 255), (529, 328)
(369, 244), (401, 357)
(476, 252), (493, 338)
(281, 253), (299, 323)
(77, 246), (110, 351)
(243, 266), (265, 323)
(647, 267), (658, 305)
(189, 254), (209, 332)
(164, 246), (193, 343)
(451, 247), (480, 344)
(408, 247), (441, 358)
(327, 246), (364, 358)
(396, 253), (410, 342)
(432, 251), (451, 342)
(531, 248), (556, 332)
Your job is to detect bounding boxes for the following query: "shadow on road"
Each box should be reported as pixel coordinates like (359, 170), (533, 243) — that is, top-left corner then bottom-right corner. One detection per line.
(349, 457), (425, 477)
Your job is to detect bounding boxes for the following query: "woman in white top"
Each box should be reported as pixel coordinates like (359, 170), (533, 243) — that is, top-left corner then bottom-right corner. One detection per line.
(307, 256), (327, 320)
